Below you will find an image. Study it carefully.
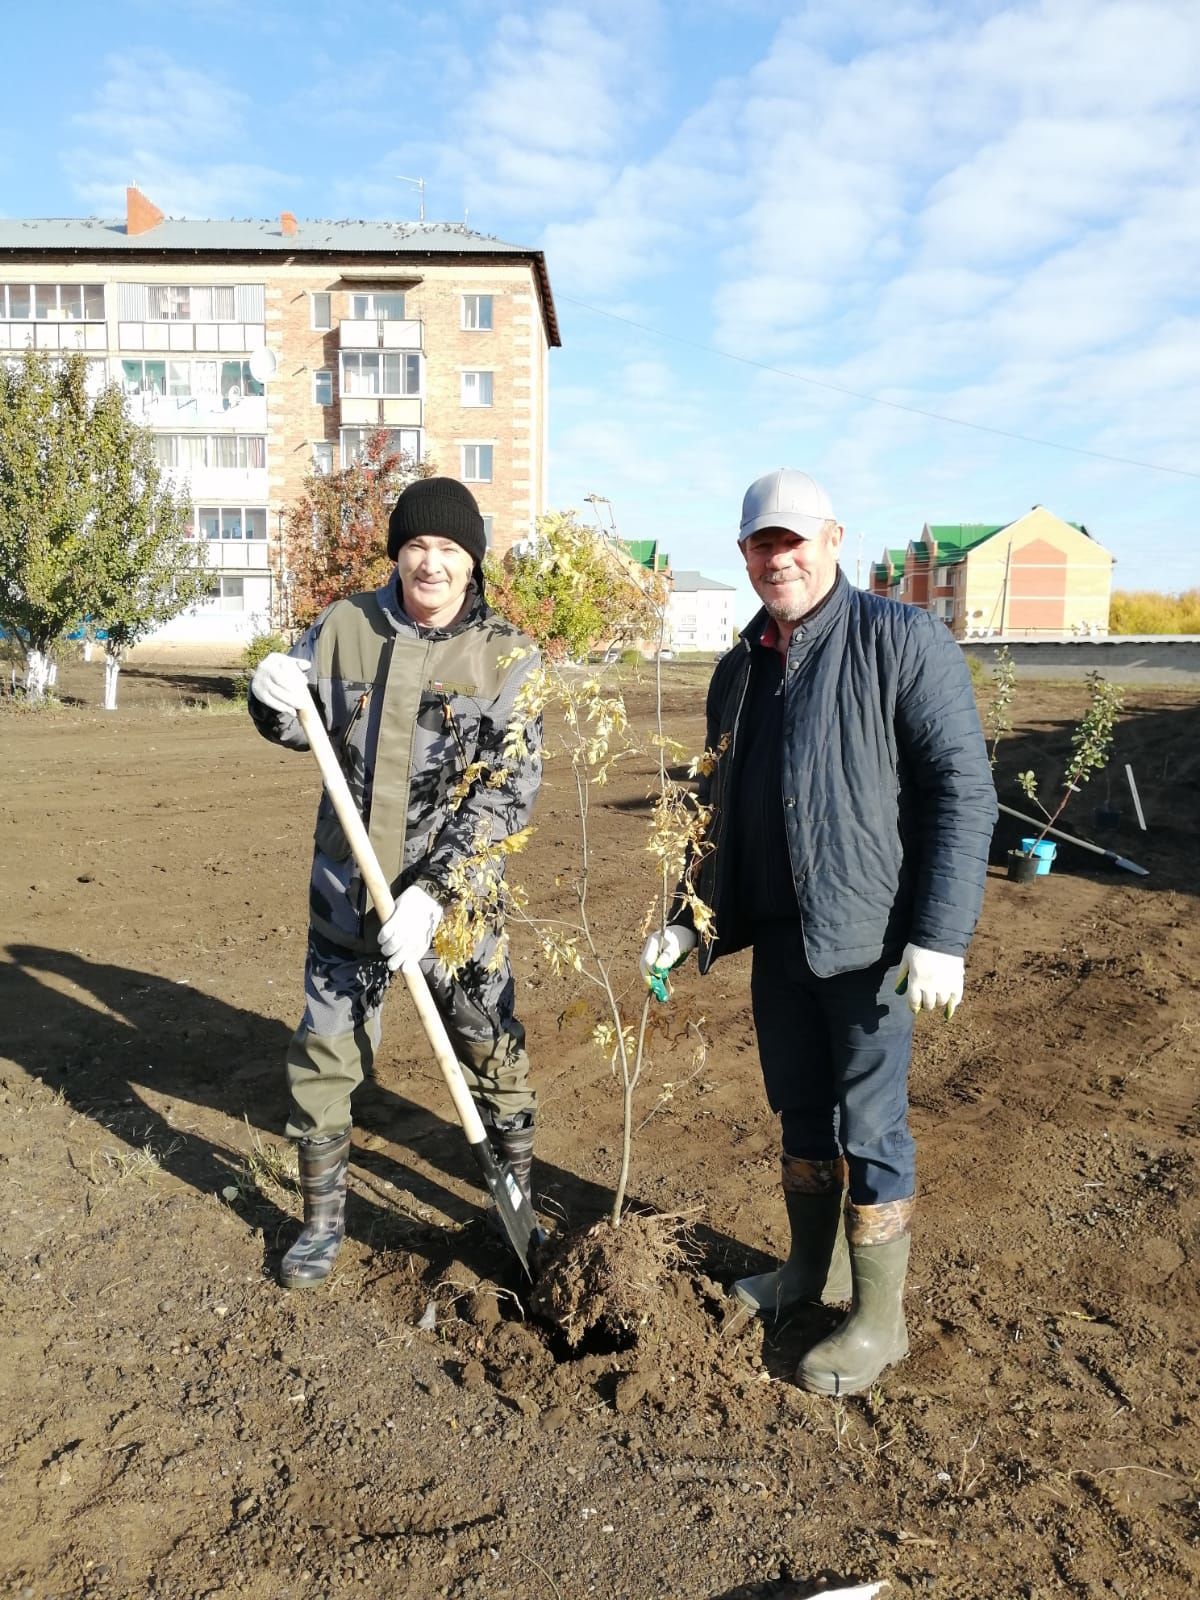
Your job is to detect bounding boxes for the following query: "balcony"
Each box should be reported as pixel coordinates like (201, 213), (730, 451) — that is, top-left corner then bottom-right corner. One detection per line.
(340, 396), (422, 427)
(0, 321), (107, 351)
(118, 321), (266, 353)
(338, 319), (422, 350)
(130, 392), (268, 430)
(161, 463), (270, 502)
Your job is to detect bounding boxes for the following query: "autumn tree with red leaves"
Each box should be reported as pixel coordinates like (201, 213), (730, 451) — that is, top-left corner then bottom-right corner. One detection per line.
(282, 430), (435, 628)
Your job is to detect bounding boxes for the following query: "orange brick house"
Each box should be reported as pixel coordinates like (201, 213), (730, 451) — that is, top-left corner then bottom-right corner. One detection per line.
(0, 188), (559, 644)
(870, 508), (1113, 639)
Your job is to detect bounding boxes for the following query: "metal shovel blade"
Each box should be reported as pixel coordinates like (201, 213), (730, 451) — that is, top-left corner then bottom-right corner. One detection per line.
(468, 1134), (539, 1279)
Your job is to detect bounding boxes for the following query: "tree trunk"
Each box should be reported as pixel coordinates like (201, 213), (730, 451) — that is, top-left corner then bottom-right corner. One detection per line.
(24, 648), (51, 700)
(103, 650), (122, 711)
(47, 659), (58, 689)
(83, 637), (94, 663)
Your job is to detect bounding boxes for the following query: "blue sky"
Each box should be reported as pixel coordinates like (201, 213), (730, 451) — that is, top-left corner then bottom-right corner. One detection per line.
(5, 0), (1199, 620)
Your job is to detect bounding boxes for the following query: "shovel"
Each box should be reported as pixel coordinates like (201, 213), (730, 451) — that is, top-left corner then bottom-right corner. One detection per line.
(997, 803), (1149, 877)
(295, 698), (540, 1279)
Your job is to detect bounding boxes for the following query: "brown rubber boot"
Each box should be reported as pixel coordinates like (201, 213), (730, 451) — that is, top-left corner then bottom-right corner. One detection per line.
(796, 1197), (913, 1395)
(732, 1155), (852, 1316)
(280, 1128), (351, 1289)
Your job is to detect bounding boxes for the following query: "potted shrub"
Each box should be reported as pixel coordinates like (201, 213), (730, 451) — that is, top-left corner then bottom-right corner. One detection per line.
(1009, 671), (1124, 883)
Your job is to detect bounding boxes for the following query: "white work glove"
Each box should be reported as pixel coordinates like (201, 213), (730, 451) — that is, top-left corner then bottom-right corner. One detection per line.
(639, 925), (698, 996)
(250, 652), (312, 716)
(378, 884), (444, 972)
(895, 942), (965, 1019)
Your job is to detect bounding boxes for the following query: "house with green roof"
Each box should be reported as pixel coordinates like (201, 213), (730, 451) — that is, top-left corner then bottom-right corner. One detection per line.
(870, 509), (1113, 639)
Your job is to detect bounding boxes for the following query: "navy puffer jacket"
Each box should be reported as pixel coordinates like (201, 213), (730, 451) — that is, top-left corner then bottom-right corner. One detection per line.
(682, 571), (997, 978)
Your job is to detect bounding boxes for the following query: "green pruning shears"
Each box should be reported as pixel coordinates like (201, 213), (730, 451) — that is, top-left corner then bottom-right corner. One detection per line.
(647, 962), (672, 1004)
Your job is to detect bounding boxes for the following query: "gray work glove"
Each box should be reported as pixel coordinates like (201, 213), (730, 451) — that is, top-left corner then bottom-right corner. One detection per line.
(250, 652), (312, 716)
(378, 884), (444, 972)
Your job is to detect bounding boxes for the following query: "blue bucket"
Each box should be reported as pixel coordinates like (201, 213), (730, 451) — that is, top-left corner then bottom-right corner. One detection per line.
(1020, 838), (1057, 875)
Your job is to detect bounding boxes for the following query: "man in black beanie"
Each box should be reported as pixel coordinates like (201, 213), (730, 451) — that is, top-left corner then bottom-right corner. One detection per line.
(249, 476), (543, 1287)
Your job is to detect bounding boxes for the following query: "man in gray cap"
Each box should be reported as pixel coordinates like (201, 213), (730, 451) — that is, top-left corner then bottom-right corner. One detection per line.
(248, 476), (543, 1288)
(641, 469), (996, 1395)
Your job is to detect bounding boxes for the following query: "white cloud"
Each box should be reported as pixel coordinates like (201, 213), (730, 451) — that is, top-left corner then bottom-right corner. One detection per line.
(67, 51), (293, 216)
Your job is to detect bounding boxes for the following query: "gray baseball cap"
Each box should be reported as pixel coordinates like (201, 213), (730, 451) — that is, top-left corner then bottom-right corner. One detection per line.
(739, 469), (835, 543)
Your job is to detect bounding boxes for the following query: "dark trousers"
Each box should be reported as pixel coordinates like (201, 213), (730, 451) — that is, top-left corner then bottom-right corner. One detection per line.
(749, 923), (916, 1205)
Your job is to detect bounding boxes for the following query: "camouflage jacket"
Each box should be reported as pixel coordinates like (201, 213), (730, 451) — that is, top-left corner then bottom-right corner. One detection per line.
(249, 575), (542, 951)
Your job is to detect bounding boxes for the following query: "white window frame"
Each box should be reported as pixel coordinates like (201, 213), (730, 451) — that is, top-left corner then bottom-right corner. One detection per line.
(339, 351), (421, 398)
(481, 514), (494, 546)
(312, 441), (334, 475)
(460, 370), (494, 407)
(349, 291), (406, 321)
(310, 292), (332, 331)
(461, 294), (493, 331)
(339, 427), (422, 468)
(313, 368), (333, 406)
(461, 443), (494, 482)
(192, 505), (268, 542)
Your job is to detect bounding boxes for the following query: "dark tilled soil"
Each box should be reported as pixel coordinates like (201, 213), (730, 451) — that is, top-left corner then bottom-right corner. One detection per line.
(2, 661), (1198, 1600)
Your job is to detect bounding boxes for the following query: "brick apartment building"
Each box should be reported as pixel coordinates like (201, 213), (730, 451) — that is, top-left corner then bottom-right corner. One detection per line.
(0, 187), (560, 644)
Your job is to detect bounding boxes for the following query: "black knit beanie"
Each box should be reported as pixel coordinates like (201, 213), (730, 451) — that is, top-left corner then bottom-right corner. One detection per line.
(387, 476), (487, 565)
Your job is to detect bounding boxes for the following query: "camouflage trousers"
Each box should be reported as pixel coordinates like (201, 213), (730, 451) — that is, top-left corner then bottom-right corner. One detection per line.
(285, 928), (537, 1140)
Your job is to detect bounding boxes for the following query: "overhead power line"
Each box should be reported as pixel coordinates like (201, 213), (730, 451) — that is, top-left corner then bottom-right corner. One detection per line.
(557, 293), (1200, 483)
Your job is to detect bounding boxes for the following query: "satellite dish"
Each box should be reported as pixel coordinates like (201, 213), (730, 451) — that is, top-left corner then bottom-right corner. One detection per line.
(248, 347), (278, 383)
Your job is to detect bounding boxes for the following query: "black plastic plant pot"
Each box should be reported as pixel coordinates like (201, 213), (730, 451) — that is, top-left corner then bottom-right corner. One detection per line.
(1007, 850), (1040, 884)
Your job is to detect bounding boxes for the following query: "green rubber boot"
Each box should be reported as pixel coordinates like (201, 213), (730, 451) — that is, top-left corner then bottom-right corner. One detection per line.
(796, 1199), (913, 1396)
(733, 1155), (852, 1316)
(281, 1128), (350, 1289)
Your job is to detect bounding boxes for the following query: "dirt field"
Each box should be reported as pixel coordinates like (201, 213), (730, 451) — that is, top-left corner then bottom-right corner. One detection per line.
(2, 660), (1198, 1600)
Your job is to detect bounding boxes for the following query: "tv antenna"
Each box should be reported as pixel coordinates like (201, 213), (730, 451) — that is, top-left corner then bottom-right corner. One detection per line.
(395, 175), (425, 223)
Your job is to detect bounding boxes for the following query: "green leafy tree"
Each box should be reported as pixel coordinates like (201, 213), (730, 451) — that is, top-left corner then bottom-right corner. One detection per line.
(83, 394), (207, 709)
(283, 430), (436, 628)
(0, 349), (201, 706)
(0, 351), (100, 697)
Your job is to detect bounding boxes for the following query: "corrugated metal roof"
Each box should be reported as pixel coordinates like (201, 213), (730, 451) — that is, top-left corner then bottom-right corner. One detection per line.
(670, 569), (736, 592)
(0, 215), (561, 345)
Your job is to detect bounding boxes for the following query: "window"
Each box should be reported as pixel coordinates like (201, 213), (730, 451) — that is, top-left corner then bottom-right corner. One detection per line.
(219, 575), (245, 612)
(153, 434), (267, 469)
(934, 564), (950, 585)
(2, 283), (104, 321)
(311, 293), (332, 331)
(481, 515), (494, 545)
(340, 427), (421, 467)
(461, 294), (493, 331)
(312, 441), (334, 475)
(340, 351), (421, 397)
(461, 443), (493, 482)
(313, 368), (333, 406)
(349, 292), (406, 321)
(461, 370), (493, 406)
(122, 358), (263, 406)
(123, 283), (262, 323)
(122, 358), (167, 396)
(195, 506), (264, 540)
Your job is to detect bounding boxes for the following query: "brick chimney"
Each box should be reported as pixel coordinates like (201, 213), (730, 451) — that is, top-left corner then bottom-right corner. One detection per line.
(280, 211), (298, 236)
(126, 186), (164, 236)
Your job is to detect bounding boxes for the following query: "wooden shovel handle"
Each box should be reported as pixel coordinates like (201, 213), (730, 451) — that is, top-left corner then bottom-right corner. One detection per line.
(294, 696), (489, 1147)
